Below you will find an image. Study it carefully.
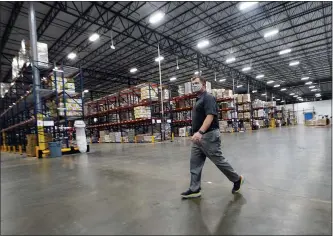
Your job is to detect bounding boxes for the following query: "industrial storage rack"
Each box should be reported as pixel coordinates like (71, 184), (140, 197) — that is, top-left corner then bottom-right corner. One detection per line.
(0, 62), (87, 157)
(85, 82), (170, 143)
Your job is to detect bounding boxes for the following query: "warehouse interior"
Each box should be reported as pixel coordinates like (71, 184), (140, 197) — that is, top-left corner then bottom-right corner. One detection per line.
(0, 1), (332, 235)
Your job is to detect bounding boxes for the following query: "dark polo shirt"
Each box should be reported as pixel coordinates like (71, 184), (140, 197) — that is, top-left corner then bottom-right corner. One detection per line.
(192, 91), (219, 133)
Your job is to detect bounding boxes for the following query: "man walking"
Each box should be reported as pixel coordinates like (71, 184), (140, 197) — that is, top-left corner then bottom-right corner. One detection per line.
(181, 76), (244, 199)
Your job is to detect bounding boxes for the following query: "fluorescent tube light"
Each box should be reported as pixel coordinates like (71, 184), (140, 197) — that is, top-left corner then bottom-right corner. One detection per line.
(89, 33), (100, 42)
(226, 57), (236, 63)
(242, 66), (251, 72)
(289, 61), (300, 66)
(256, 74), (264, 79)
(67, 52), (76, 60)
(264, 29), (279, 38)
(155, 56), (164, 62)
(197, 40), (210, 49)
(149, 11), (165, 24)
(239, 2), (258, 10)
(130, 68), (138, 73)
(279, 49), (292, 55)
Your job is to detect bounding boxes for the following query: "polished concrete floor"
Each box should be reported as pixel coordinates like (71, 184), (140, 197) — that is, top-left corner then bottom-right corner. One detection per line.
(1, 126), (332, 235)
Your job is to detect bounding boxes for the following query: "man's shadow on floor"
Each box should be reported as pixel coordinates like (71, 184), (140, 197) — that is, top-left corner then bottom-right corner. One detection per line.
(183, 193), (247, 235)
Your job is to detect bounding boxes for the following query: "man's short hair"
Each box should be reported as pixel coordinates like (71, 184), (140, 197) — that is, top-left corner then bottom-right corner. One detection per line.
(191, 76), (206, 84)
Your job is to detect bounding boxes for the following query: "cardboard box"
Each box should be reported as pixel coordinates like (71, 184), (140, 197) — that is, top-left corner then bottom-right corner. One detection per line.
(184, 82), (192, 95)
(243, 94), (251, 103)
(237, 94), (243, 103)
(179, 127), (186, 137)
(223, 89), (233, 98)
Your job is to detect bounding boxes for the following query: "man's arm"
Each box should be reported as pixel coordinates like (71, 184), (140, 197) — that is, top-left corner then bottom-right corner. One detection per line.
(199, 115), (214, 133)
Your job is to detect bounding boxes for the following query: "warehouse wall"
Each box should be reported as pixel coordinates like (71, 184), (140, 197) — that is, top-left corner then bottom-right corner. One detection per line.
(285, 100), (332, 124)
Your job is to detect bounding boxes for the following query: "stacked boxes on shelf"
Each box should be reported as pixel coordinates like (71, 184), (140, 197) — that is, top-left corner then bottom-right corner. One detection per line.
(178, 85), (185, 96)
(99, 131), (107, 143)
(184, 82), (192, 95)
(219, 120), (233, 133)
(26, 134), (37, 156)
(223, 89), (233, 98)
(212, 89), (224, 99)
(236, 94), (251, 119)
(141, 85), (158, 101)
(134, 106), (151, 119)
(26, 133), (53, 156)
(206, 81), (212, 93)
(58, 98), (82, 117)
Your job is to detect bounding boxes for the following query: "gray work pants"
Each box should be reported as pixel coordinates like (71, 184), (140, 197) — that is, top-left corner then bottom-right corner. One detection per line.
(190, 129), (240, 192)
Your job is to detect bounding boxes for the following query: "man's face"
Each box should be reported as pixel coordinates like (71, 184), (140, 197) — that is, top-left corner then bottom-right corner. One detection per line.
(191, 78), (204, 93)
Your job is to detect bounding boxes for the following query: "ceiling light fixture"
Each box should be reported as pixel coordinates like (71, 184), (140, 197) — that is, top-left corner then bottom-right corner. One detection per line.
(301, 77), (309, 80)
(293, 95), (298, 97)
(53, 67), (64, 73)
(264, 29), (279, 38)
(67, 52), (76, 60)
(289, 61), (300, 66)
(289, 93), (295, 95)
(149, 11), (165, 24)
(311, 89), (318, 92)
(267, 80), (274, 84)
(226, 57), (236, 63)
(315, 93), (321, 97)
(197, 40), (210, 49)
(280, 88), (287, 91)
(130, 68), (138, 73)
(110, 29), (115, 50)
(279, 48), (292, 55)
(239, 2), (258, 10)
(170, 77), (177, 81)
(155, 56), (164, 62)
(89, 33), (100, 42)
(309, 86), (315, 89)
(242, 66), (251, 72)
(10, 82), (15, 86)
(276, 98), (281, 101)
(5, 89), (8, 93)
(194, 71), (202, 75)
(256, 74), (264, 79)
(252, 90), (257, 93)
(305, 81), (313, 85)
(261, 93), (267, 96)
(219, 79), (226, 82)
(237, 85), (243, 88)
(84, 89), (89, 93)
(274, 84), (280, 87)
(9, 106), (12, 108)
